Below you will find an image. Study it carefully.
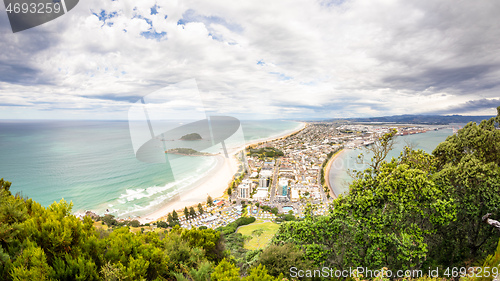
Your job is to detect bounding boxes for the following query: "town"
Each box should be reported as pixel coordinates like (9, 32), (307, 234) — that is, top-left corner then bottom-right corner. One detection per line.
(163, 122), (450, 230)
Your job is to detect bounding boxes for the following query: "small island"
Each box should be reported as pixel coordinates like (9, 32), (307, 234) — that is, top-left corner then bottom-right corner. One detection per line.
(165, 147), (214, 156)
(180, 133), (202, 141)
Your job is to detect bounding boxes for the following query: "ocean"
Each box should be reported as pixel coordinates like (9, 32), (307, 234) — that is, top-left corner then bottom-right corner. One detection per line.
(328, 128), (455, 196)
(0, 119), (301, 218)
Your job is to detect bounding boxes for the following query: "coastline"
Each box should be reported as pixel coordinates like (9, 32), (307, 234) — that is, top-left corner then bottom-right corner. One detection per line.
(139, 121), (307, 223)
(244, 121), (307, 149)
(324, 148), (346, 199)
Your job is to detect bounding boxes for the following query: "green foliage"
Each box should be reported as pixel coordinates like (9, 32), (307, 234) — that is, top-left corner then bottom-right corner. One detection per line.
(129, 220), (140, 228)
(431, 110), (500, 266)
(207, 196), (213, 207)
(275, 213), (296, 222)
(273, 147), (455, 272)
(336, 152), (455, 270)
(0, 182), (233, 280)
(180, 227), (224, 262)
(189, 206), (197, 218)
(211, 258), (240, 281)
(217, 217), (256, 236)
(248, 147), (284, 159)
(257, 243), (312, 277)
(102, 214), (117, 227)
(261, 205), (271, 212)
(243, 264), (282, 281)
(464, 239), (500, 281)
(156, 221), (168, 228)
(198, 203), (204, 215)
(10, 240), (54, 280)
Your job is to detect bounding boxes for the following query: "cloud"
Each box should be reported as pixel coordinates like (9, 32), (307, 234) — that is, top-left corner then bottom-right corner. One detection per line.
(382, 64), (500, 92)
(1, 0), (500, 119)
(425, 98), (500, 115)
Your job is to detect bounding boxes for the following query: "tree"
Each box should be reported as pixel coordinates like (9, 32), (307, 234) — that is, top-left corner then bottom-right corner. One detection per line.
(207, 196), (214, 207)
(156, 221), (168, 228)
(129, 220), (140, 228)
(189, 207), (196, 218)
(357, 128), (398, 172)
(227, 188), (232, 196)
(101, 214), (117, 227)
(257, 243), (311, 277)
(184, 207), (189, 219)
(198, 203), (204, 215)
(430, 108), (500, 266)
(336, 151), (454, 270)
(211, 258), (239, 281)
(167, 213), (174, 226)
(274, 147), (455, 271)
(172, 210), (179, 221)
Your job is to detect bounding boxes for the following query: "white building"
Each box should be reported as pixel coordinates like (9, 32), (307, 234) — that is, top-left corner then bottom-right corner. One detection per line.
(239, 184), (250, 199)
(254, 187), (268, 201)
(259, 177), (268, 188)
(260, 169), (273, 178)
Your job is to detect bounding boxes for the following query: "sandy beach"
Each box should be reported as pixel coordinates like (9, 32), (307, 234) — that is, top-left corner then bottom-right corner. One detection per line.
(324, 148), (346, 199)
(139, 122), (306, 223)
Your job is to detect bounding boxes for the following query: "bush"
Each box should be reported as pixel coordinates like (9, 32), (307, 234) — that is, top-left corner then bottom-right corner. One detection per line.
(156, 221), (168, 228)
(217, 217), (256, 236)
(129, 220), (140, 228)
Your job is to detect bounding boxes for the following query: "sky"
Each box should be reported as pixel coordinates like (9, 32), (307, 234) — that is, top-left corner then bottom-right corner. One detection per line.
(1, 0), (499, 120)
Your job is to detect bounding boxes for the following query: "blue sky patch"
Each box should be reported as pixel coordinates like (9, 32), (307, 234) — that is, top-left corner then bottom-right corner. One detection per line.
(92, 10), (117, 22)
(151, 4), (159, 15)
(176, 9), (243, 33)
(141, 31), (167, 41)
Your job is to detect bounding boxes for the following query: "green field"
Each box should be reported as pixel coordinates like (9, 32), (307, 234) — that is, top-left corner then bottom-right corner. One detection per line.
(237, 221), (280, 250)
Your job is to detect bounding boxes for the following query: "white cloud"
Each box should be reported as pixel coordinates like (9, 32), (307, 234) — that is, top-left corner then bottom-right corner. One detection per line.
(0, 0), (499, 119)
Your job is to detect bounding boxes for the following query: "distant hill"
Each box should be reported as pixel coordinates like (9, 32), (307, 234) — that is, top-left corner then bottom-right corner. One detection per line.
(325, 114), (495, 125)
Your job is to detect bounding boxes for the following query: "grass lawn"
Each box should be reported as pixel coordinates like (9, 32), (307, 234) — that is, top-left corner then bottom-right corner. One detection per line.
(237, 222), (280, 250)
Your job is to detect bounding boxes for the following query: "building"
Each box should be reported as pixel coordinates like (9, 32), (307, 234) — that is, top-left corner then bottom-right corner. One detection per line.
(260, 169), (273, 178)
(239, 184), (250, 199)
(279, 178), (289, 196)
(254, 188), (268, 201)
(259, 177), (268, 188)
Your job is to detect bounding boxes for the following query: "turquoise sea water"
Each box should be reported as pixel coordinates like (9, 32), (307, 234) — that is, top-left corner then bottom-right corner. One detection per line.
(0, 120), (300, 218)
(328, 128), (455, 196)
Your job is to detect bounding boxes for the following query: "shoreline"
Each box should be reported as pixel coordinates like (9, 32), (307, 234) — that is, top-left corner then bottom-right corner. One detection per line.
(139, 121), (307, 223)
(244, 121), (307, 149)
(324, 148), (346, 199)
